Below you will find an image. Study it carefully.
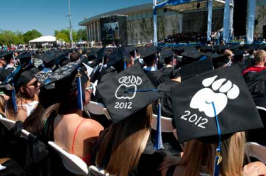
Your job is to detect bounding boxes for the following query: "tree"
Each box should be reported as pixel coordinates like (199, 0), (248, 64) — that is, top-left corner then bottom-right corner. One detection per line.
(54, 29), (78, 42)
(0, 30), (22, 46)
(56, 32), (69, 43)
(23, 29), (42, 43)
(77, 28), (87, 41)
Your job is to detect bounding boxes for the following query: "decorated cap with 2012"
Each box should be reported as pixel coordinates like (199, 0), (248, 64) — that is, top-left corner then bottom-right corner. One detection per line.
(171, 66), (263, 143)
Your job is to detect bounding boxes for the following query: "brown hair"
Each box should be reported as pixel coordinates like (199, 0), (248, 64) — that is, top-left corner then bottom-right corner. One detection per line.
(0, 96), (5, 114)
(95, 105), (153, 176)
(161, 132), (246, 176)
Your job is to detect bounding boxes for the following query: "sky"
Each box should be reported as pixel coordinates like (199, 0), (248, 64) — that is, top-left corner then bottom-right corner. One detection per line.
(0, 0), (153, 36)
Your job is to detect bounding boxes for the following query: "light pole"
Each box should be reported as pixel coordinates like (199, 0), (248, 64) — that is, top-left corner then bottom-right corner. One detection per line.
(67, 0), (73, 48)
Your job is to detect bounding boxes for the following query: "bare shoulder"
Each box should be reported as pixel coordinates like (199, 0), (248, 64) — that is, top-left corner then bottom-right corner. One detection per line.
(243, 161), (266, 176)
(79, 118), (104, 135)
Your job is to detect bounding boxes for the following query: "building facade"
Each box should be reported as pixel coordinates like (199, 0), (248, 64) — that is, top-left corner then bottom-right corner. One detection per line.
(78, 0), (266, 45)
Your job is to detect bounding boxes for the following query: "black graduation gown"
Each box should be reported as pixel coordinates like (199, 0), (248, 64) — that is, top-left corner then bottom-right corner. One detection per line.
(144, 70), (170, 87)
(244, 70), (266, 145)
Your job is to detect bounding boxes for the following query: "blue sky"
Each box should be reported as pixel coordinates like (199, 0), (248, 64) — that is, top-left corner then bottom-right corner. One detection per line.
(0, 0), (152, 36)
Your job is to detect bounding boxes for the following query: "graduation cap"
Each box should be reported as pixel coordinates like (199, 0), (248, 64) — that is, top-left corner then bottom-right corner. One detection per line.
(125, 46), (136, 56)
(44, 59), (89, 110)
(232, 50), (244, 62)
(42, 52), (56, 67)
(171, 66), (263, 143)
(97, 64), (161, 124)
(107, 47), (125, 71)
(139, 46), (158, 65)
(200, 46), (214, 53)
(160, 49), (173, 63)
(181, 50), (203, 62)
(17, 53), (32, 66)
(212, 54), (231, 69)
(180, 57), (213, 81)
(0, 51), (13, 63)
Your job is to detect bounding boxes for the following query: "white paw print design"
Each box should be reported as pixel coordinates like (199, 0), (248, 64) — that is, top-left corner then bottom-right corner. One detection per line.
(190, 75), (240, 117)
(115, 76), (142, 100)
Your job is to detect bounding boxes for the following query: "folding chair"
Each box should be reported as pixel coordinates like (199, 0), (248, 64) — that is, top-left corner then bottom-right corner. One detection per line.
(88, 165), (110, 176)
(85, 101), (111, 120)
(151, 114), (174, 133)
(48, 141), (89, 176)
(245, 142), (266, 164)
(0, 114), (29, 137)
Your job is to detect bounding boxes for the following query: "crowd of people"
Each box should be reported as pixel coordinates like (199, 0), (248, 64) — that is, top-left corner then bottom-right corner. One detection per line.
(0, 41), (266, 176)
(165, 32), (208, 44)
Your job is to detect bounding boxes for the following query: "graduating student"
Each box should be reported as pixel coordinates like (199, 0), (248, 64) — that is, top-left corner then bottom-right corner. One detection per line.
(242, 50), (266, 76)
(94, 65), (166, 176)
(42, 59), (104, 166)
(161, 66), (266, 176)
(140, 47), (170, 87)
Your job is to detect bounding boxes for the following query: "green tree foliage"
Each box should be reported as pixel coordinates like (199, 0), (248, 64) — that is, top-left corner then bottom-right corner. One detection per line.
(23, 29), (42, 43)
(0, 28), (82, 46)
(56, 32), (69, 43)
(0, 30), (25, 45)
(54, 29), (78, 42)
(76, 28), (87, 41)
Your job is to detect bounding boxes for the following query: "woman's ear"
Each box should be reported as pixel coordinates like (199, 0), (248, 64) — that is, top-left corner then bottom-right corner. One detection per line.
(20, 86), (25, 93)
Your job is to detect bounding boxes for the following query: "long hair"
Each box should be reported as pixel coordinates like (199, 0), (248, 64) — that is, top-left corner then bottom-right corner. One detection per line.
(95, 105), (153, 176)
(6, 90), (38, 118)
(162, 132), (246, 176)
(24, 103), (59, 135)
(0, 96), (5, 114)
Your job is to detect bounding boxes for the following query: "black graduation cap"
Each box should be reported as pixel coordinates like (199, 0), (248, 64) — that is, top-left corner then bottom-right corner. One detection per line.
(97, 65), (161, 123)
(107, 47), (124, 68)
(17, 53), (32, 66)
(200, 46), (214, 53)
(0, 51), (13, 62)
(160, 49), (173, 63)
(212, 54), (231, 69)
(233, 50), (244, 62)
(42, 52), (56, 66)
(181, 50), (203, 61)
(125, 46), (136, 56)
(43, 59), (86, 87)
(180, 57), (213, 81)
(171, 66), (263, 143)
(14, 70), (35, 91)
(96, 47), (106, 61)
(139, 46), (157, 62)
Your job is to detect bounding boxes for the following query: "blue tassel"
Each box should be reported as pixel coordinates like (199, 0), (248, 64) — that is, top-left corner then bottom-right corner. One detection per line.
(99, 58), (104, 73)
(11, 81), (17, 112)
(154, 99), (164, 150)
(124, 60), (127, 70)
(76, 69), (83, 111)
(211, 102), (222, 176)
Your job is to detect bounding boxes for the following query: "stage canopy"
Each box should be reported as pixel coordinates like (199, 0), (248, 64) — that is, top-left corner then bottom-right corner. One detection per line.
(29, 36), (57, 44)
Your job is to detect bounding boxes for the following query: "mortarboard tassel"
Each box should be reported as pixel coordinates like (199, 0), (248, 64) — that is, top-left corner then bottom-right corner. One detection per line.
(11, 81), (18, 112)
(154, 99), (164, 150)
(124, 59), (127, 70)
(211, 102), (222, 176)
(99, 58), (104, 73)
(76, 69), (83, 111)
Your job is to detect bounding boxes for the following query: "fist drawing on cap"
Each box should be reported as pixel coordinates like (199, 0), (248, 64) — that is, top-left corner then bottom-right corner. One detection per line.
(115, 75), (142, 100)
(190, 75), (240, 117)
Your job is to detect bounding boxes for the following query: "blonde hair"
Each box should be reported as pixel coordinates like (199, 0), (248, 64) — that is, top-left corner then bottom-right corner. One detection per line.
(254, 50), (266, 64)
(162, 132), (246, 176)
(95, 105), (153, 176)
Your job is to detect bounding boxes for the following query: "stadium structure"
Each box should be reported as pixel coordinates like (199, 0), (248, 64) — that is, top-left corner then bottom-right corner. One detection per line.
(78, 0), (266, 45)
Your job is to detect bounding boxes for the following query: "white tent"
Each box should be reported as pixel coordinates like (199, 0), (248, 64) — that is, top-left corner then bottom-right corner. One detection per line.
(29, 35), (57, 44)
